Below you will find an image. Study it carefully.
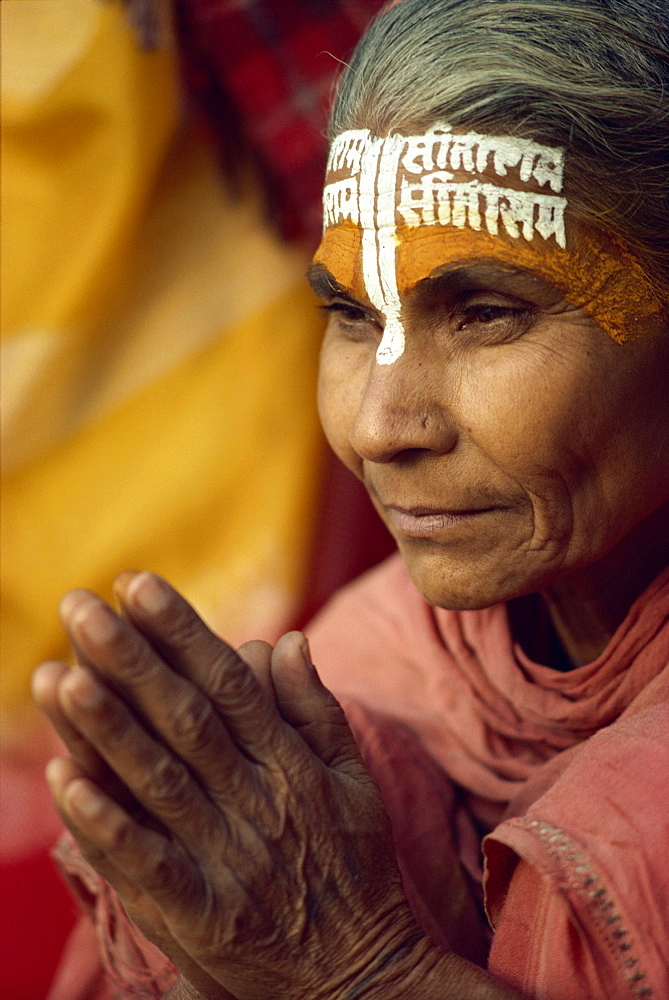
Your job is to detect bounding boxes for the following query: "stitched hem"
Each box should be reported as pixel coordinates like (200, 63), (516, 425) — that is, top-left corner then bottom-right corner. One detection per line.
(523, 820), (652, 999)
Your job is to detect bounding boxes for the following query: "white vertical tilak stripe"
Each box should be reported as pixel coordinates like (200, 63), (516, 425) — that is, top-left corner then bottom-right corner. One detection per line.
(375, 136), (406, 365)
(358, 135), (383, 313)
(357, 134), (407, 366)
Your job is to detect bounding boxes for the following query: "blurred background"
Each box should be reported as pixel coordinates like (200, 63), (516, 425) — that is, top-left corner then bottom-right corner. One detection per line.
(0, 1), (392, 996)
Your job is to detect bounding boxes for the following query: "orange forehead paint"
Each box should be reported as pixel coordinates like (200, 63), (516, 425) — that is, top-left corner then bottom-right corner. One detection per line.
(313, 125), (663, 362)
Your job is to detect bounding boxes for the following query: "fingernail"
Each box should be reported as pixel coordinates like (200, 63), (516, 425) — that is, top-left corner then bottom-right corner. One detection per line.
(126, 572), (170, 615)
(300, 635), (316, 672)
(31, 662), (52, 702)
(67, 779), (106, 819)
(113, 570), (140, 601)
(63, 668), (104, 709)
(61, 593), (119, 645)
(83, 605), (118, 644)
(45, 757), (68, 793)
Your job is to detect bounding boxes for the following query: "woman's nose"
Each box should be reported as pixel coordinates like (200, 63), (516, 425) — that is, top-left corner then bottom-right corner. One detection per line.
(348, 354), (459, 463)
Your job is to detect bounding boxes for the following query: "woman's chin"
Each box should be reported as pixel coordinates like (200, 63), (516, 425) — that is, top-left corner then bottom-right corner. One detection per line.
(398, 540), (553, 611)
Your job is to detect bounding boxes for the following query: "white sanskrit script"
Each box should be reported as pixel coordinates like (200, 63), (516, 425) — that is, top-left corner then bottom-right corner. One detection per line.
(323, 126), (567, 364)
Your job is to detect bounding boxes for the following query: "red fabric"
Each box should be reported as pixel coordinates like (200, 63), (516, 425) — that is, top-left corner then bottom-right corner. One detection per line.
(0, 730), (79, 1000)
(486, 701), (669, 999)
(175, 0), (387, 247)
(0, 851), (79, 1000)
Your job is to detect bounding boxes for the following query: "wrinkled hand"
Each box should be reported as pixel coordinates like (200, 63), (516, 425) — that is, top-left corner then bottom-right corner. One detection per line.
(33, 572), (418, 1000)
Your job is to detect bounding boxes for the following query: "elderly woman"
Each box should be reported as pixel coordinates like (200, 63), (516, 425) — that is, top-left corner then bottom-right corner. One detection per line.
(34, 1), (668, 998)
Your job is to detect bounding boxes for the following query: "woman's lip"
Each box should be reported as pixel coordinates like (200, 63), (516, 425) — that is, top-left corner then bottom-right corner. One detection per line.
(384, 505), (500, 536)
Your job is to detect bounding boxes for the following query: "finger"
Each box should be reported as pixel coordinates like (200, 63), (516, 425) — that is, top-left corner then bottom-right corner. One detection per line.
(46, 750), (245, 988)
(46, 756), (235, 1000)
(58, 588), (257, 799)
(57, 586), (123, 678)
(56, 664), (228, 849)
(32, 661), (140, 812)
(236, 640), (274, 700)
(45, 756), (230, 998)
(32, 660), (98, 765)
(114, 572), (292, 760)
(45, 755), (144, 894)
(270, 633), (367, 775)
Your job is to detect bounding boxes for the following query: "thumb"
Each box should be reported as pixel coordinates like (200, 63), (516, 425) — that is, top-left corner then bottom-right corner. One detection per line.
(270, 632), (366, 776)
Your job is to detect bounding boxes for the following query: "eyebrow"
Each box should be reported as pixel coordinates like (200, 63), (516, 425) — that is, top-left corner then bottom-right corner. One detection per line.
(423, 261), (541, 287)
(305, 263), (356, 301)
(414, 260), (562, 302)
(306, 259), (561, 313)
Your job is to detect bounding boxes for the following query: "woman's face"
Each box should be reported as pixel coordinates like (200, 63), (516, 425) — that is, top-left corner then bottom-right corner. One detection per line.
(314, 261), (669, 609)
(312, 126), (669, 609)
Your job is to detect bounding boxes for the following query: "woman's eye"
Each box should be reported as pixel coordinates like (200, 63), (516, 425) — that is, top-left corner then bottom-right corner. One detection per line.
(455, 301), (534, 340)
(460, 304), (516, 325)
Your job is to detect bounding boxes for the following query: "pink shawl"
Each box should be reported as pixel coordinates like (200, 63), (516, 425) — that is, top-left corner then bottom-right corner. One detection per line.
(307, 555), (669, 999)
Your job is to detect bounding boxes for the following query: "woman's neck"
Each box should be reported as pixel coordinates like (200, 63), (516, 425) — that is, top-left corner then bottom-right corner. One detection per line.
(540, 502), (669, 668)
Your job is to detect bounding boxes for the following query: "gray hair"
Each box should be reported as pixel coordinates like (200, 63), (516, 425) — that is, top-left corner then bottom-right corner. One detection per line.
(330, 0), (669, 303)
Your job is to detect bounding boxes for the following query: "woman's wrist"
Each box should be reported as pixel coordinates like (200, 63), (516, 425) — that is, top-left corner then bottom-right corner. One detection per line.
(163, 979), (199, 1000)
(332, 934), (524, 1000)
(163, 976), (237, 1000)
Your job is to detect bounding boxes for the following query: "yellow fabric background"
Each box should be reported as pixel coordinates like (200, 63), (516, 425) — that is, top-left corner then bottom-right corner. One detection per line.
(1, 0), (325, 736)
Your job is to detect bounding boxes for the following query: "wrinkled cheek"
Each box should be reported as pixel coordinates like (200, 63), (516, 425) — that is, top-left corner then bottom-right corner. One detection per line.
(522, 485), (574, 554)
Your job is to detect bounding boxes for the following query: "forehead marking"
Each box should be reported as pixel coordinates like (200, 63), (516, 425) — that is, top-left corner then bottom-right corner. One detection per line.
(324, 126), (567, 365)
(359, 135), (405, 363)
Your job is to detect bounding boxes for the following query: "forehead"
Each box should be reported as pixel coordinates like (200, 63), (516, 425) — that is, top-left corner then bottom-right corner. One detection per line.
(321, 125), (566, 292)
(313, 125), (662, 344)
(325, 126), (566, 245)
